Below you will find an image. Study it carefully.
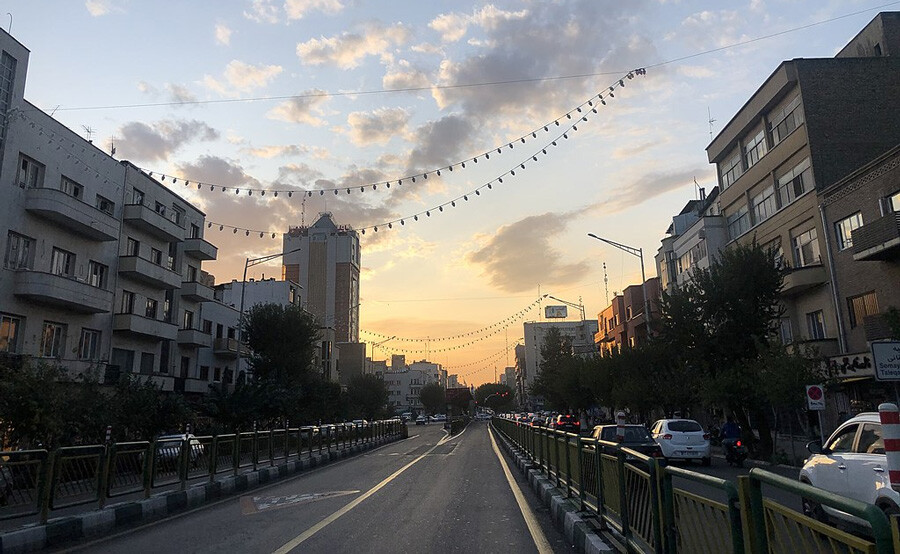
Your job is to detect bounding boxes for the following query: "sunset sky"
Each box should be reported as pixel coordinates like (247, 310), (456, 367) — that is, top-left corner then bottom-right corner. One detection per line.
(6, 0), (895, 385)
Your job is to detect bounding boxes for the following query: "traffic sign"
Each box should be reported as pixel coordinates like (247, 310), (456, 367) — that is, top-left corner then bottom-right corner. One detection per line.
(872, 341), (900, 381)
(806, 385), (825, 411)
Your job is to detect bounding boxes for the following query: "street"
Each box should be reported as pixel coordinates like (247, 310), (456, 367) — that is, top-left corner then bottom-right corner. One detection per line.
(61, 421), (575, 554)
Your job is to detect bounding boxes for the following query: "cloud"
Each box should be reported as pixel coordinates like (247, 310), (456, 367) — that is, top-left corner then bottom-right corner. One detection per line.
(405, 114), (475, 171)
(215, 24), (233, 46)
(266, 90), (330, 126)
(85, 0), (115, 16)
(176, 156), (262, 189)
(244, 0), (280, 23)
(136, 81), (198, 106)
(345, 108), (411, 146)
(429, 6), (530, 43)
(382, 64), (432, 91)
(466, 212), (591, 293)
(284, 0), (344, 19)
(611, 139), (666, 160)
(598, 168), (708, 214)
(296, 22), (411, 69)
(245, 144), (311, 159)
(202, 60), (283, 97)
(116, 120), (219, 162)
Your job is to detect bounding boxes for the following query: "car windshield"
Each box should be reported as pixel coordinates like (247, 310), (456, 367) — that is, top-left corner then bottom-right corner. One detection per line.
(668, 421), (702, 432)
(600, 426), (651, 441)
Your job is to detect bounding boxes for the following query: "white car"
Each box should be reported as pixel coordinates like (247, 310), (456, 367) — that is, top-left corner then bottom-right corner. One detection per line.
(800, 412), (899, 523)
(430, 414), (448, 422)
(650, 419), (711, 466)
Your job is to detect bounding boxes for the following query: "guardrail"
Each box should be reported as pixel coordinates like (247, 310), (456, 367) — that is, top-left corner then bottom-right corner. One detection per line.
(0, 419), (403, 524)
(492, 416), (900, 554)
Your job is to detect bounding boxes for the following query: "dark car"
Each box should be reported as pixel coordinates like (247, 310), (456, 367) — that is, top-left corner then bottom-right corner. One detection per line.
(555, 414), (581, 433)
(591, 424), (662, 459)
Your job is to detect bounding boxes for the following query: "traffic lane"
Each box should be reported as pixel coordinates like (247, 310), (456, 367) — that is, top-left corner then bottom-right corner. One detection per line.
(668, 459), (801, 511)
(64, 426), (444, 554)
(293, 420), (575, 554)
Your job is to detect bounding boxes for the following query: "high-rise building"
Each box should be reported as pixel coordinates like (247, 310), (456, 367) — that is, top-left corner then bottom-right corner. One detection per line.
(282, 213), (360, 343)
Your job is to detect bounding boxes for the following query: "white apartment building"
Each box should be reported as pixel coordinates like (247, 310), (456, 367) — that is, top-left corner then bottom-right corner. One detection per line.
(384, 367), (441, 415)
(521, 320), (599, 409)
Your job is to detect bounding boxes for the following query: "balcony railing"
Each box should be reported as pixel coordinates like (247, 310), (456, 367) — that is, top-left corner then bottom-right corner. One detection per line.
(180, 280), (214, 302)
(213, 337), (243, 358)
(780, 264), (827, 297)
(852, 212), (900, 261)
(113, 313), (178, 340)
(118, 256), (182, 289)
(182, 237), (217, 261)
(13, 270), (113, 314)
(24, 187), (119, 241)
(123, 203), (184, 242)
(177, 328), (213, 348)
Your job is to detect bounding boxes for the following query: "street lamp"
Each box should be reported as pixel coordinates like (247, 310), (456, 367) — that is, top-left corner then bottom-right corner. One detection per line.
(587, 233), (652, 337)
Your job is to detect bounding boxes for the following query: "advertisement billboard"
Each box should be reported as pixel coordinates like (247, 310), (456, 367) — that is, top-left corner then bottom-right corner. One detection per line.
(544, 305), (567, 319)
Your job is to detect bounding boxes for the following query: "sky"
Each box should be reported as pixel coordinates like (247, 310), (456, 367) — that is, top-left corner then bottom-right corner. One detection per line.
(5, 0), (898, 386)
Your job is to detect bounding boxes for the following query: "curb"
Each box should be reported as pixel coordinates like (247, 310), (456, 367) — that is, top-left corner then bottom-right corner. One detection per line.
(0, 436), (401, 554)
(492, 428), (614, 553)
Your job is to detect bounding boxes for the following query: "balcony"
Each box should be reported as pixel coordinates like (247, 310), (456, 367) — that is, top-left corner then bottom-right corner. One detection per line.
(177, 328), (213, 348)
(780, 264), (827, 297)
(853, 212), (900, 261)
(118, 256), (181, 289)
(122, 203), (183, 242)
(184, 377), (212, 394)
(213, 337), (243, 358)
(113, 313), (178, 340)
(786, 338), (840, 358)
(864, 313), (893, 342)
(183, 237), (217, 261)
(24, 187), (119, 241)
(13, 270), (113, 313)
(180, 280), (214, 302)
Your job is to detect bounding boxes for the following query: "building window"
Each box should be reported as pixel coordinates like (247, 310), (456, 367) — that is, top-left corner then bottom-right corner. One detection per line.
(776, 158), (813, 207)
(751, 185), (777, 225)
(132, 188), (144, 205)
(726, 205), (750, 240)
(835, 212), (863, 251)
(0, 52), (17, 172)
(171, 205), (184, 226)
(183, 310), (194, 330)
(17, 154), (44, 188)
(60, 176), (83, 200)
(88, 261), (108, 288)
(79, 329), (101, 360)
(126, 237), (140, 257)
(186, 264), (198, 282)
(779, 318), (793, 345)
(214, 367), (222, 382)
(0, 313), (22, 353)
(720, 151), (743, 190)
(154, 201), (166, 217)
(625, 306), (632, 320)
(190, 223), (200, 239)
(40, 321), (66, 358)
(121, 290), (135, 314)
(744, 129), (768, 168)
(202, 319), (212, 334)
(150, 248), (163, 266)
(848, 291), (878, 329)
(145, 298), (158, 319)
(200, 365), (210, 380)
(806, 311), (826, 340)
(770, 95), (804, 146)
(4, 231), (34, 269)
(96, 195), (114, 215)
(792, 227), (820, 267)
(51, 247), (75, 277)
(888, 190), (900, 213)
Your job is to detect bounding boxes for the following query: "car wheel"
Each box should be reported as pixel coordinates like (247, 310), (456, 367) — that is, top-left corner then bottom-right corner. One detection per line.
(701, 457), (711, 467)
(879, 501), (900, 518)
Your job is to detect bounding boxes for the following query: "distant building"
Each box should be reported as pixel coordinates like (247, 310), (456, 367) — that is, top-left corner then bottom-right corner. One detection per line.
(522, 320), (599, 409)
(384, 365), (443, 414)
(594, 278), (661, 352)
(447, 374), (459, 388)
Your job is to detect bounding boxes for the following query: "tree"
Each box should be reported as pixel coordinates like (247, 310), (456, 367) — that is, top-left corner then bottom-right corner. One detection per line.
(530, 327), (575, 411)
(419, 382), (445, 414)
(241, 303), (320, 387)
(474, 383), (515, 411)
(346, 374), (390, 420)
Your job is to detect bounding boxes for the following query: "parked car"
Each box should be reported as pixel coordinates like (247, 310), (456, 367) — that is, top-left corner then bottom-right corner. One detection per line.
(431, 414), (448, 422)
(650, 419), (710, 466)
(415, 415), (427, 425)
(591, 425), (663, 459)
(152, 434), (204, 468)
(555, 414), (581, 433)
(801, 412), (900, 523)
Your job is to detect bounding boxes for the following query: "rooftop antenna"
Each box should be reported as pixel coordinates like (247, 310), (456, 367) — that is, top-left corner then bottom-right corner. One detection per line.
(301, 196), (308, 226)
(694, 176), (701, 200)
(707, 106), (716, 141)
(603, 262), (609, 304)
(108, 137), (117, 157)
(6, 13), (11, 35)
(81, 125), (94, 143)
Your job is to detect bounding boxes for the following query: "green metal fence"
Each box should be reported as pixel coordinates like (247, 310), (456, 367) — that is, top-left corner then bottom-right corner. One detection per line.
(492, 416), (899, 554)
(0, 419), (403, 524)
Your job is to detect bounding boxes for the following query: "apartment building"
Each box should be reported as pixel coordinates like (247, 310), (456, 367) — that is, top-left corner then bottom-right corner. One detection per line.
(594, 278), (662, 353)
(384, 366), (441, 415)
(522, 319), (599, 408)
(706, 14), (900, 359)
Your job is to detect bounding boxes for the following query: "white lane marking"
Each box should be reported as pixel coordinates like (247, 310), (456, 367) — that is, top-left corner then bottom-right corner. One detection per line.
(488, 425), (553, 554)
(272, 430), (449, 553)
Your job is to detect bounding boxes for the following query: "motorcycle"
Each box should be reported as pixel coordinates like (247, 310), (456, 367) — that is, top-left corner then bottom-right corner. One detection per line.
(722, 437), (748, 467)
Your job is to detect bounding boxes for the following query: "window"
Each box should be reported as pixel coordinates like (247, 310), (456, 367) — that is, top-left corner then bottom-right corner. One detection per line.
(744, 129), (768, 168)
(40, 321), (66, 358)
(779, 318), (793, 345)
(806, 311), (826, 340)
(60, 176), (83, 200)
(625, 306), (632, 320)
(720, 151), (743, 190)
(200, 365), (210, 380)
(154, 201), (166, 217)
(150, 248), (163, 265)
(140, 352), (154, 375)
(792, 227), (820, 267)
(202, 319), (212, 334)
(777, 158), (813, 207)
(289, 287), (297, 305)
(0, 313), (22, 353)
(726, 205), (750, 240)
(190, 223), (200, 239)
(826, 424), (858, 453)
(96, 195), (114, 215)
(770, 95), (804, 146)
(0, 52), (17, 170)
(126, 237), (140, 257)
(164, 290), (173, 323)
(51, 247), (75, 277)
(145, 298), (158, 319)
(848, 291), (878, 329)
(4, 231), (34, 269)
(88, 261), (107, 288)
(180, 356), (190, 378)
(186, 265), (198, 282)
(121, 290), (135, 314)
(183, 310), (194, 330)
(889, 190), (900, 213)
(858, 424), (884, 454)
(79, 329), (101, 360)
(132, 188), (144, 205)
(17, 154), (44, 188)
(171, 205), (184, 226)
(214, 367), (222, 382)
(751, 185), (777, 224)
(835, 212), (863, 250)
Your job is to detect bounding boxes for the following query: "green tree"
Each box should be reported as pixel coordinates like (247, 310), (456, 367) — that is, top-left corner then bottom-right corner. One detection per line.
(419, 382), (445, 414)
(241, 303), (320, 386)
(530, 327), (575, 411)
(474, 383), (515, 411)
(346, 374), (390, 420)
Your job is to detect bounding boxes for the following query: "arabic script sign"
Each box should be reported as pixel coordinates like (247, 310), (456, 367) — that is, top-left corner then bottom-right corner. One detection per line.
(872, 342), (900, 381)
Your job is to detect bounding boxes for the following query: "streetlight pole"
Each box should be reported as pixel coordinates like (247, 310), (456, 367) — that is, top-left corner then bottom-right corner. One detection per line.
(587, 233), (652, 338)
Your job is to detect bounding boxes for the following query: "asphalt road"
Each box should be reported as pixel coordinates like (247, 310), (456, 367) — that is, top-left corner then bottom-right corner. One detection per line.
(61, 421), (576, 554)
(665, 458), (801, 512)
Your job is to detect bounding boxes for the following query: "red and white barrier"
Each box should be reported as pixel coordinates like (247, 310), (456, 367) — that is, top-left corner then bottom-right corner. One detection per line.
(616, 411), (626, 442)
(878, 403), (900, 492)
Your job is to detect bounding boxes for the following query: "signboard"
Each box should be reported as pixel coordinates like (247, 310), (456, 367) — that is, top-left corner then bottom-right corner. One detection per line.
(806, 385), (825, 411)
(545, 305), (568, 319)
(872, 341), (900, 381)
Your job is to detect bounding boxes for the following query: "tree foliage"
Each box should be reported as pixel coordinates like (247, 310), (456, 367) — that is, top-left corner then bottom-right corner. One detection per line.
(346, 374), (390, 420)
(419, 382), (445, 414)
(241, 303), (320, 387)
(474, 383), (515, 411)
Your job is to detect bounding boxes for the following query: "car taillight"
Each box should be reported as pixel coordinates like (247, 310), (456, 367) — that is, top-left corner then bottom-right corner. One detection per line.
(575, 421), (580, 426)
(663, 434), (673, 440)
(736, 440), (742, 447)
(703, 433), (710, 440)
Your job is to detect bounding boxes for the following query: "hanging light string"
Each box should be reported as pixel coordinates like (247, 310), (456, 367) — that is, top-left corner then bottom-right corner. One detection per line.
(449, 342), (522, 379)
(360, 296), (544, 343)
(138, 69), (645, 200)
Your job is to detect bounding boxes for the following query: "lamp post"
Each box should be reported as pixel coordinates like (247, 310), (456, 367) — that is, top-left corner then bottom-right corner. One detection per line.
(587, 233), (652, 338)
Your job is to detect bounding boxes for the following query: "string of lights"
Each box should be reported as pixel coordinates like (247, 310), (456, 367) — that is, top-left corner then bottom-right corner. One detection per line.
(449, 342), (522, 380)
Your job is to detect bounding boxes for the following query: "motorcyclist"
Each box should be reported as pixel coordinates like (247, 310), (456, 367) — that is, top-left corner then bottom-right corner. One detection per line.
(720, 416), (741, 443)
